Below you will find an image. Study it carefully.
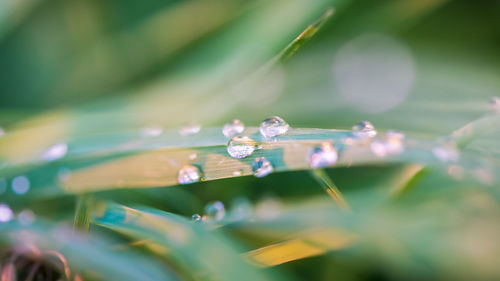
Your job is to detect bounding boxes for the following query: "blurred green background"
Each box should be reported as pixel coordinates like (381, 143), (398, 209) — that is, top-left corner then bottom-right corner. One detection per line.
(1, 0), (500, 280)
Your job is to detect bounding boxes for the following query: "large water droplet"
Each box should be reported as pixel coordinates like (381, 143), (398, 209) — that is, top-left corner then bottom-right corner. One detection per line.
(177, 165), (202, 185)
(204, 201), (225, 221)
(42, 143), (68, 162)
(309, 142), (338, 168)
(252, 157), (273, 177)
(370, 130), (405, 157)
(12, 175), (30, 195)
(259, 116), (289, 138)
(191, 213), (202, 222)
(222, 119), (245, 138)
(179, 123), (201, 136)
(0, 204), (13, 222)
(489, 96), (500, 113)
(352, 121), (377, 138)
(227, 136), (256, 158)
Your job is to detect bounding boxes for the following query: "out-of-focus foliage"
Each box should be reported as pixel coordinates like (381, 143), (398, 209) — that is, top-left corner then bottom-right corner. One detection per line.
(1, 0), (500, 280)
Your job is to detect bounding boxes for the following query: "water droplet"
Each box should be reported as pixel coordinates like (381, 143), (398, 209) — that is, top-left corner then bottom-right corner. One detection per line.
(259, 116), (289, 138)
(177, 165), (202, 185)
(0, 178), (6, 194)
(0, 127), (4, 138)
(309, 142), (338, 168)
(370, 130), (405, 157)
(227, 136), (256, 158)
(189, 153), (197, 160)
(432, 143), (459, 163)
(204, 201), (225, 221)
(232, 170), (243, 176)
(191, 214), (202, 222)
(352, 121), (377, 138)
(179, 123), (201, 136)
(488, 96), (500, 113)
(0, 204), (13, 222)
(18, 209), (35, 225)
(12, 176), (30, 195)
(222, 119), (245, 138)
(41, 143), (68, 162)
(252, 157), (273, 177)
(140, 126), (163, 137)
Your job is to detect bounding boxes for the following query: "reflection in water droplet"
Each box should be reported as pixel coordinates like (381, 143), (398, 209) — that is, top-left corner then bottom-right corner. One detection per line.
(309, 142), (338, 168)
(177, 165), (202, 185)
(191, 214), (202, 222)
(252, 157), (273, 178)
(352, 121), (377, 138)
(42, 143), (68, 162)
(179, 123), (201, 136)
(0, 204), (13, 222)
(204, 201), (225, 221)
(259, 116), (289, 138)
(222, 119), (245, 138)
(140, 126), (163, 137)
(256, 197), (282, 220)
(0, 178), (6, 194)
(489, 96), (500, 113)
(370, 130), (405, 157)
(18, 209), (35, 225)
(12, 176), (30, 195)
(432, 143), (459, 163)
(227, 136), (256, 159)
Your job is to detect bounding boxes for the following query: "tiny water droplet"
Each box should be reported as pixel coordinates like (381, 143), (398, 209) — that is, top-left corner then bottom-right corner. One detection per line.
(204, 201), (225, 221)
(140, 126), (163, 137)
(12, 175), (30, 195)
(0, 203), (13, 222)
(252, 157), (273, 177)
(177, 165), (202, 185)
(352, 121), (377, 138)
(222, 119), (245, 138)
(488, 96), (500, 113)
(232, 170), (243, 176)
(370, 130), (405, 157)
(191, 214), (202, 222)
(227, 136), (256, 158)
(179, 123), (201, 136)
(18, 209), (35, 225)
(42, 143), (68, 162)
(259, 116), (289, 138)
(309, 142), (338, 168)
(432, 143), (459, 163)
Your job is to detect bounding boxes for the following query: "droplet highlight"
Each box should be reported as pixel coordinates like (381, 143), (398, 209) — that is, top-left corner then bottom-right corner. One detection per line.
(177, 165), (202, 185)
(309, 142), (339, 168)
(42, 143), (68, 162)
(259, 116), (289, 138)
(352, 121), (377, 138)
(0, 204), (13, 222)
(252, 157), (273, 177)
(222, 119), (245, 138)
(227, 136), (256, 158)
(191, 214), (202, 222)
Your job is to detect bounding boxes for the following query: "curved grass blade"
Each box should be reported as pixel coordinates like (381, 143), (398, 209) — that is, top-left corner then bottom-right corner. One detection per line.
(309, 169), (349, 210)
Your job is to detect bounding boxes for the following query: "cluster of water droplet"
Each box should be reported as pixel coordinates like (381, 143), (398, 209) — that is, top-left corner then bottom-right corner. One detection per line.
(370, 130), (405, 158)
